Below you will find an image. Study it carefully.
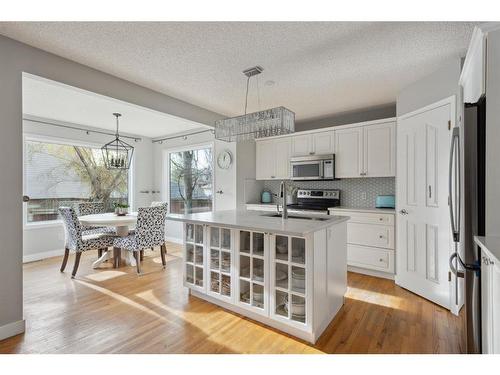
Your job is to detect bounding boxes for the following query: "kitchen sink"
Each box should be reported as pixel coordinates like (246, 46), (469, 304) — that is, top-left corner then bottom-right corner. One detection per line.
(262, 213), (330, 221)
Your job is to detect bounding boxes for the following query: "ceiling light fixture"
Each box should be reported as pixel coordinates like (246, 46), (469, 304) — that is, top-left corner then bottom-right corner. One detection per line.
(101, 113), (134, 170)
(214, 66), (294, 142)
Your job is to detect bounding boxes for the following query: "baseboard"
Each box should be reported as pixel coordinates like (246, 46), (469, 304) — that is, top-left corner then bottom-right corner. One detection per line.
(348, 265), (395, 280)
(23, 248), (64, 263)
(0, 319), (25, 341)
(165, 236), (182, 244)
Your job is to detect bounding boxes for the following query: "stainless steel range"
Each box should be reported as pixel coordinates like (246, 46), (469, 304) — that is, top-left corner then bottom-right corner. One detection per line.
(287, 189), (340, 215)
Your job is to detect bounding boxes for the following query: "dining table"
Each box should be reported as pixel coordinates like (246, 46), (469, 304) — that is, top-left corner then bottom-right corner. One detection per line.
(78, 212), (138, 269)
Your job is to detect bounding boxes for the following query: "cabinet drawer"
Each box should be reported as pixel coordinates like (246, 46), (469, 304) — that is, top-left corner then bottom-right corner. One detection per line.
(347, 222), (394, 249)
(347, 244), (394, 273)
(330, 210), (394, 225)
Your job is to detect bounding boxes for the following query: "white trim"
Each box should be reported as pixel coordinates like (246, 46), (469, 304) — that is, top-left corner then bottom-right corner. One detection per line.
(254, 117), (397, 142)
(347, 265), (395, 280)
(23, 248), (65, 263)
(0, 319), (25, 341)
(165, 236), (183, 245)
(397, 96), (456, 121)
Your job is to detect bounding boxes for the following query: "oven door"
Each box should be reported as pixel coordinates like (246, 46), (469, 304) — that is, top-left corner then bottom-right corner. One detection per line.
(291, 160), (324, 180)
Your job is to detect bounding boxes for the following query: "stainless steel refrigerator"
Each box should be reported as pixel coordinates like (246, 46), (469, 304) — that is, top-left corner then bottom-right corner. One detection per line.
(449, 97), (485, 354)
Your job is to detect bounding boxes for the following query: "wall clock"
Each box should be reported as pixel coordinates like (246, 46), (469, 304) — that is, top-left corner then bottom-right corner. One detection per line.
(217, 150), (233, 169)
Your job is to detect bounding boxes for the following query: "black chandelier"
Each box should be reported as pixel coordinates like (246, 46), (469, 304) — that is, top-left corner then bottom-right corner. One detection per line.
(101, 113), (134, 170)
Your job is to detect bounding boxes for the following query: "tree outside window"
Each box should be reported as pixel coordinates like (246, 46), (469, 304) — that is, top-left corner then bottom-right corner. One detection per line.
(25, 140), (129, 223)
(169, 147), (213, 214)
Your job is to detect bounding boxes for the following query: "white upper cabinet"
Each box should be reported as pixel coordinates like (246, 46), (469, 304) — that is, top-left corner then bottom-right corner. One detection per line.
(291, 131), (334, 157)
(334, 127), (364, 178)
(363, 122), (396, 177)
(312, 131), (335, 155)
(335, 121), (395, 178)
(256, 118), (395, 180)
(256, 137), (291, 180)
(291, 134), (312, 157)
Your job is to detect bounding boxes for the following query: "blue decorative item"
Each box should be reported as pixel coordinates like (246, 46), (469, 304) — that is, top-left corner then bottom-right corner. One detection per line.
(261, 191), (272, 203)
(375, 195), (395, 209)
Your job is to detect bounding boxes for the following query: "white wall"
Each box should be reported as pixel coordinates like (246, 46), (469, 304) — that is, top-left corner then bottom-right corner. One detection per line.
(22, 118), (154, 262)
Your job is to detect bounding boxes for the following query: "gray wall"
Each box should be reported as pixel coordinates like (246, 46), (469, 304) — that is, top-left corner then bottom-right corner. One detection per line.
(296, 103), (396, 131)
(486, 29), (500, 237)
(0, 34), (222, 334)
(396, 59), (461, 116)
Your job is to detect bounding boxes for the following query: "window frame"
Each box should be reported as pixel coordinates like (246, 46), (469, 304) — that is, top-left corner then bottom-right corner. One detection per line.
(23, 133), (134, 229)
(163, 142), (215, 215)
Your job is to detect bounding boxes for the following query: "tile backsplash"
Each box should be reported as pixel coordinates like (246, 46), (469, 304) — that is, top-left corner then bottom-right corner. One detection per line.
(263, 177), (395, 208)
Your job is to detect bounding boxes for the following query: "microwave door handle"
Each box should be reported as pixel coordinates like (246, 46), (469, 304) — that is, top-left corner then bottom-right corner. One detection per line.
(319, 161), (324, 178)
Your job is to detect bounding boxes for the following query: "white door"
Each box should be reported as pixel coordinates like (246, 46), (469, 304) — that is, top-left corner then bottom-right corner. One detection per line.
(334, 127), (363, 178)
(255, 139), (275, 180)
(274, 138), (291, 179)
(396, 100), (453, 309)
(312, 131), (334, 155)
(291, 134), (312, 157)
(364, 122), (396, 177)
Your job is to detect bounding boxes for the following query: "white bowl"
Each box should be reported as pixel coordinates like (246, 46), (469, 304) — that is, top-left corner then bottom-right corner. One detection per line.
(253, 291), (264, 303)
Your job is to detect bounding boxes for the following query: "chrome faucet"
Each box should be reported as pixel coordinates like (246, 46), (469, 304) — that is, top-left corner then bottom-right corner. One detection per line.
(280, 180), (288, 219)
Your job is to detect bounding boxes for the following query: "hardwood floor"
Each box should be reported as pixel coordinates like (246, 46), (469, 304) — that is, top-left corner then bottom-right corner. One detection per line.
(0, 242), (465, 354)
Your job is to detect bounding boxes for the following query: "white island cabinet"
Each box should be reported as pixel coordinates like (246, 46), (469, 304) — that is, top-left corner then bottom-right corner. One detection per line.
(167, 210), (349, 343)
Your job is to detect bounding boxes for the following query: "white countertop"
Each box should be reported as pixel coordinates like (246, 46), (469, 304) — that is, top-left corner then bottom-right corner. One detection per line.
(246, 203), (395, 214)
(166, 210), (349, 237)
(474, 236), (500, 263)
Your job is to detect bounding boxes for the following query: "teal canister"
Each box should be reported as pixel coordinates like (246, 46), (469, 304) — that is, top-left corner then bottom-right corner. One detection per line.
(261, 191), (272, 203)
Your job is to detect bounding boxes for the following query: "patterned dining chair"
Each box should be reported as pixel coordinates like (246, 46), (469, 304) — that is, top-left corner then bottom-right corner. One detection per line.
(77, 201), (114, 257)
(59, 207), (115, 278)
(130, 201), (168, 260)
(113, 205), (168, 275)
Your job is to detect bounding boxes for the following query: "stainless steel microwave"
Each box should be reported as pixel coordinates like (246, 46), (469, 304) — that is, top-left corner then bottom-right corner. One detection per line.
(290, 154), (335, 180)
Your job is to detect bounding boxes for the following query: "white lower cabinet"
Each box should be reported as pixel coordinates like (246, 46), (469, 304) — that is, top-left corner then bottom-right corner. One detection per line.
(481, 248), (500, 354)
(183, 223), (206, 293)
(207, 226), (234, 302)
(330, 209), (395, 276)
(270, 234), (311, 329)
(235, 230), (269, 316)
(181, 222), (348, 343)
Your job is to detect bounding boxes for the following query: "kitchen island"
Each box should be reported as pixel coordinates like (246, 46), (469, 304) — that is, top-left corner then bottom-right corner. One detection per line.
(167, 210), (349, 343)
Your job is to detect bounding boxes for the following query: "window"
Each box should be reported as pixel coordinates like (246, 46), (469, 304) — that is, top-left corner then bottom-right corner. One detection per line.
(169, 146), (213, 214)
(24, 138), (130, 223)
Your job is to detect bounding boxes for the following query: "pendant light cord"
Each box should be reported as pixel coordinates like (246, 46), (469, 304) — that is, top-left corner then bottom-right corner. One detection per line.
(244, 75), (250, 115)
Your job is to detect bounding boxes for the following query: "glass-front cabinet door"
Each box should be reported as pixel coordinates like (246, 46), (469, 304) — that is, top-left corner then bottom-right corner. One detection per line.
(236, 230), (268, 315)
(183, 223), (206, 293)
(207, 226), (233, 301)
(270, 234), (309, 326)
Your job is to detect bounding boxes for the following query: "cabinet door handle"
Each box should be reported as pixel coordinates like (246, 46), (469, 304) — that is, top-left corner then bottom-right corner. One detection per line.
(428, 185), (432, 199)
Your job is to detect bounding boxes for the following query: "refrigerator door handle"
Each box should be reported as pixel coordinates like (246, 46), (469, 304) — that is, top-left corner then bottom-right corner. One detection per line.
(448, 126), (461, 243)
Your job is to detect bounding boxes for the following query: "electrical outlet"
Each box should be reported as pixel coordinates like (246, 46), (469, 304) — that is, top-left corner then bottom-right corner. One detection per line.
(361, 191), (367, 200)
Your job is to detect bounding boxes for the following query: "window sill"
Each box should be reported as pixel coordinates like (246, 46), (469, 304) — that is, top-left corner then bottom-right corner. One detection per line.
(24, 220), (63, 230)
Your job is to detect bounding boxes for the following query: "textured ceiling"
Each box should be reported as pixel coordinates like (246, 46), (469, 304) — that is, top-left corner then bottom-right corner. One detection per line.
(23, 74), (208, 138)
(1, 22), (478, 122)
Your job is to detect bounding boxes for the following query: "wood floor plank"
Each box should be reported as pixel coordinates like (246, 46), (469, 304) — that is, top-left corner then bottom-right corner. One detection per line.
(0, 242), (465, 354)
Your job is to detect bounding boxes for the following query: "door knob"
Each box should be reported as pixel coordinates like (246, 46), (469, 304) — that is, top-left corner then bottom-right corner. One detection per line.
(23, 195), (30, 202)
(399, 209), (408, 215)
